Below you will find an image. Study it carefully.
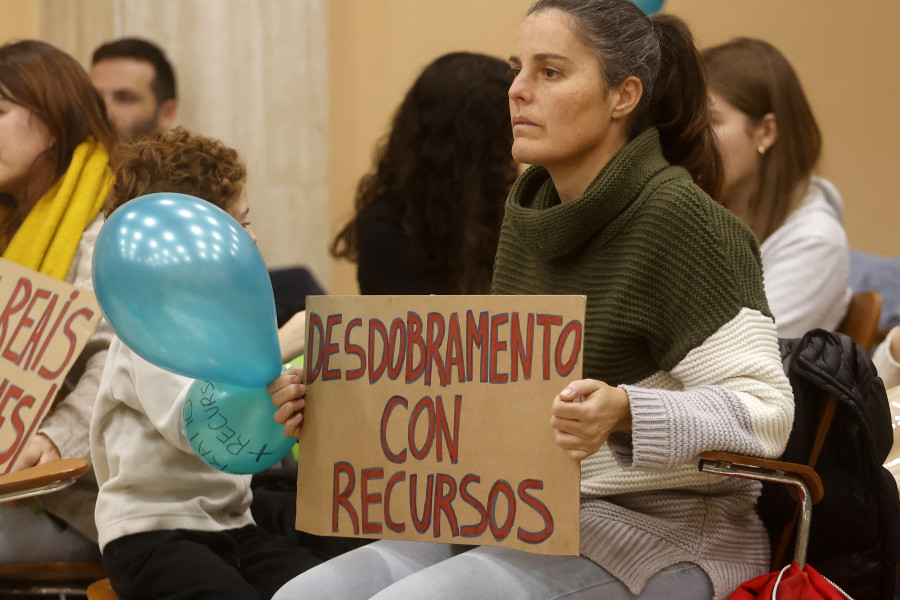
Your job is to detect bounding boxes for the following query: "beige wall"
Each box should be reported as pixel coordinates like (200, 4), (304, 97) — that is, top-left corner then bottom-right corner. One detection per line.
(0, 0), (37, 42)
(328, 0), (900, 294)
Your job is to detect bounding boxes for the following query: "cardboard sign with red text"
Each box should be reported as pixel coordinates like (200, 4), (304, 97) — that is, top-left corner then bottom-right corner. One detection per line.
(296, 295), (584, 555)
(0, 258), (102, 473)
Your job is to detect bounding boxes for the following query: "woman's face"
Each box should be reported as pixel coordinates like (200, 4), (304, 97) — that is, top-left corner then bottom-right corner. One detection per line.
(709, 93), (764, 197)
(508, 9), (621, 175)
(0, 96), (54, 201)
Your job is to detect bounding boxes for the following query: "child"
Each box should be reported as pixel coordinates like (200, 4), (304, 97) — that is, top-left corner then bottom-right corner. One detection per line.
(90, 127), (318, 599)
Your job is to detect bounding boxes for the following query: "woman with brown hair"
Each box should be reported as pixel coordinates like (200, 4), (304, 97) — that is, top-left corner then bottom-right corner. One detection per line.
(0, 39), (117, 564)
(703, 38), (851, 338)
(273, 1), (792, 598)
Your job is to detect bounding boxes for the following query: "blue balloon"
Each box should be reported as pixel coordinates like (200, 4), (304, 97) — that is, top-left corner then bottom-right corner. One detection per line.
(93, 193), (282, 388)
(632, 0), (664, 15)
(182, 379), (295, 474)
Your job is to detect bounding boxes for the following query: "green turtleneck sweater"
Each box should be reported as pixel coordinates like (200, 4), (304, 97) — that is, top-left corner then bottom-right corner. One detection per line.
(491, 128), (794, 600)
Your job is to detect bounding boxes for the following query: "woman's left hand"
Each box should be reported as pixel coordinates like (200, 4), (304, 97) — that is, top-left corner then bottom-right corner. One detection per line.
(550, 379), (632, 461)
(268, 366), (306, 438)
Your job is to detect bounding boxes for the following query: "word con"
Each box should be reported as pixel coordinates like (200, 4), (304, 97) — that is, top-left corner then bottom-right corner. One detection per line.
(307, 310), (582, 387)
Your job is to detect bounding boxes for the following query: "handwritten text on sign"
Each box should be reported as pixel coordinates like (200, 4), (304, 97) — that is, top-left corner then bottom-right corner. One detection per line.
(296, 295), (584, 555)
(0, 258), (101, 473)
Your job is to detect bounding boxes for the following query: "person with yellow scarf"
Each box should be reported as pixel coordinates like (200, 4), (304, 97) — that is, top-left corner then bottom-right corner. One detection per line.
(0, 40), (118, 565)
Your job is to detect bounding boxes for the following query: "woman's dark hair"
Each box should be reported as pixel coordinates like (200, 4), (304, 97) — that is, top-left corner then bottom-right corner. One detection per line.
(105, 127), (246, 216)
(331, 51), (517, 294)
(703, 38), (822, 242)
(528, 0), (723, 200)
(0, 40), (117, 239)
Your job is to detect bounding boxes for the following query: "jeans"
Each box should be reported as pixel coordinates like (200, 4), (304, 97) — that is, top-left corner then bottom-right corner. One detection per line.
(0, 502), (100, 564)
(272, 539), (713, 600)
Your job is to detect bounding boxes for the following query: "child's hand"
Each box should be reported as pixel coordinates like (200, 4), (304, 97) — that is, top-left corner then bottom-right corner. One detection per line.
(267, 366), (306, 438)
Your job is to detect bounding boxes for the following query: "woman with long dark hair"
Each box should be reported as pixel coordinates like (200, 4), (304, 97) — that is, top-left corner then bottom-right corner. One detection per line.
(331, 51), (517, 295)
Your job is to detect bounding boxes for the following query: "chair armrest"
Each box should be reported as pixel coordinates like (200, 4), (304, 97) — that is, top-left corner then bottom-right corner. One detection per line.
(697, 451), (824, 503)
(0, 458), (89, 503)
(697, 450), (824, 568)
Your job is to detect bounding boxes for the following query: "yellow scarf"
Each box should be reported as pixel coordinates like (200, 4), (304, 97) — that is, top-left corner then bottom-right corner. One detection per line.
(1, 138), (113, 281)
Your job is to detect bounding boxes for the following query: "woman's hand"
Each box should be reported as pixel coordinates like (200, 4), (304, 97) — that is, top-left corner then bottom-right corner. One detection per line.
(550, 379), (632, 461)
(268, 366), (306, 438)
(11, 433), (61, 472)
(278, 310), (307, 363)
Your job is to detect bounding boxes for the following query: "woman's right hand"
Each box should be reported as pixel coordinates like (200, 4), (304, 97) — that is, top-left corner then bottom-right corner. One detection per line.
(550, 379), (632, 461)
(268, 366), (306, 438)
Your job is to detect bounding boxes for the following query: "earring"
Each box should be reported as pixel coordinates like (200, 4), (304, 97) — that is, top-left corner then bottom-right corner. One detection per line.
(758, 145), (766, 156)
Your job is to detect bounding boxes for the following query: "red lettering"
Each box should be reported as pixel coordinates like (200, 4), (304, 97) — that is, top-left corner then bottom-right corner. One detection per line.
(426, 313), (446, 386)
(368, 319), (388, 382)
(405, 312), (425, 383)
(459, 474), (487, 537)
(387, 319), (406, 381)
(384, 471), (406, 533)
(332, 462), (359, 534)
(434, 395), (461, 463)
(408, 396), (434, 461)
(30, 291), (76, 372)
(465, 311), (489, 383)
(487, 480), (516, 541)
(0, 278), (31, 352)
(306, 313), (324, 383)
(409, 473), (434, 534)
(555, 320), (582, 377)
(444, 313), (465, 384)
(360, 467), (384, 534)
(38, 307), (93, 379)
(380, 395), (408, 463)
(489, 313), (509, 383)
(511, 312), (533, 381)
(344, 318), (366, 380)
(322, 314), (342, 381)
(517, 479), (554, 544)
(433, 473), (459, 537)
(536, 314), (563, 380)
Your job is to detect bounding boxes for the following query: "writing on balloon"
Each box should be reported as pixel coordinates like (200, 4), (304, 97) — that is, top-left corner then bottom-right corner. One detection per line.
(182, 381), (277, 473)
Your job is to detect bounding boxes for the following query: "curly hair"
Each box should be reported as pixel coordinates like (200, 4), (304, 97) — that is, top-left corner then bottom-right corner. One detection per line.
(105, 127), (246, 216)
(331, 52), (517, 295)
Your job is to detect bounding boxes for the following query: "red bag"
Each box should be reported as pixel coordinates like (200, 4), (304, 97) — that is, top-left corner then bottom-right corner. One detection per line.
(728, 562), (854, 599)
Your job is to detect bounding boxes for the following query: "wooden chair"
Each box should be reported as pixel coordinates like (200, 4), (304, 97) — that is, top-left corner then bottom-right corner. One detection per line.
(0, 458), (107, 598)
(698, 290), (888, 580)
(836, 289), (883, 352)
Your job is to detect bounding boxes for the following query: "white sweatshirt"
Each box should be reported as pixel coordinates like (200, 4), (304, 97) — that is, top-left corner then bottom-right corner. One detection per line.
(760, 176), (852, 338)
(90, 337), (253, 551)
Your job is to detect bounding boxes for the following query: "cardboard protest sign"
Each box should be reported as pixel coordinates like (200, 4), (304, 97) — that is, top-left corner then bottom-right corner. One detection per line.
(0, 258), (102, 473)
(297, 295), (584, 555)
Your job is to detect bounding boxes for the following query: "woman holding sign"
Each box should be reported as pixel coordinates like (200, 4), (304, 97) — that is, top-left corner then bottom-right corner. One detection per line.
(0, 40), (116, 566)
(273, 1), (793, 599)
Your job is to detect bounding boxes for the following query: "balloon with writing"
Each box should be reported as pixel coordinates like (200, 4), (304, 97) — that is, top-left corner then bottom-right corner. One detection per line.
(632, 0), (664, 15)
(93, 192), (282, 387)
(93, 192), (290, 473)
(182, 379), (295, 474)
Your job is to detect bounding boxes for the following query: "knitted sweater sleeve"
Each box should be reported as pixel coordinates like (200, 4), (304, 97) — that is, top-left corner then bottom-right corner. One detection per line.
(613, 189), (794, 471)
(38, 215), (113, 463)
